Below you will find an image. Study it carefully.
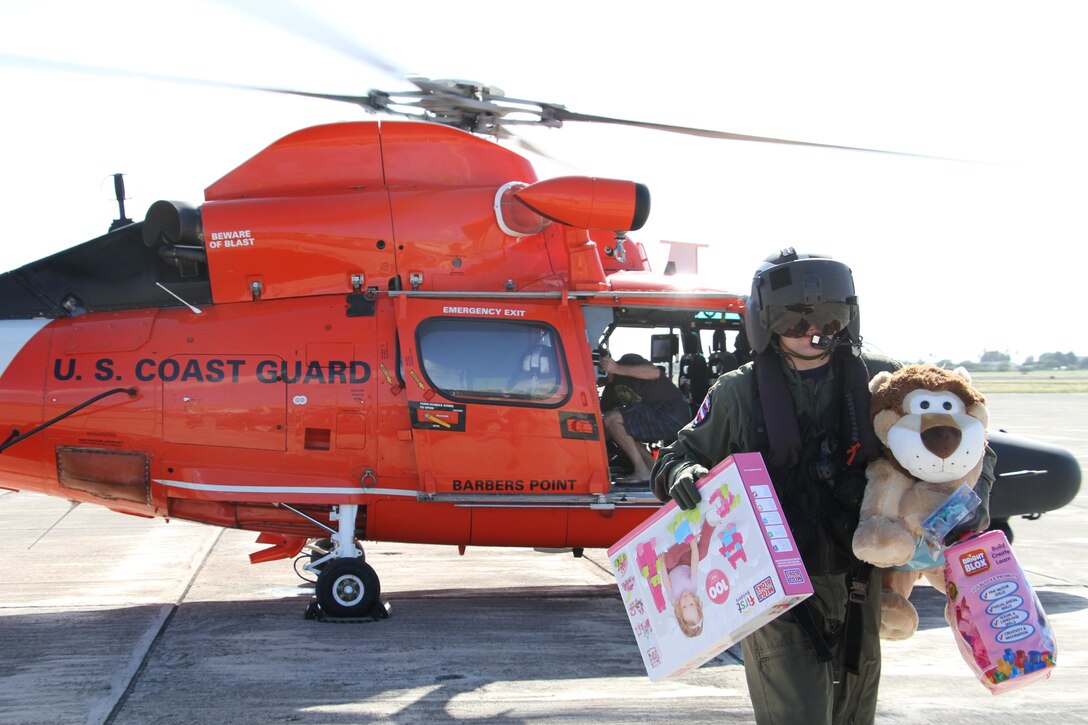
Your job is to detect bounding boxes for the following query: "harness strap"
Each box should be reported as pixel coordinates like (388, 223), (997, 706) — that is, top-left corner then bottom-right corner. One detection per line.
(792, 599), (834, 663)
(753, 346), (876, 468)
(841, 563), (873, 675)
(752, 349), (802, 467)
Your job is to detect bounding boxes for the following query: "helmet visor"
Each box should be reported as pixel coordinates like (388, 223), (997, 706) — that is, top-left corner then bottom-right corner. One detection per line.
(766, 302), (852, 339)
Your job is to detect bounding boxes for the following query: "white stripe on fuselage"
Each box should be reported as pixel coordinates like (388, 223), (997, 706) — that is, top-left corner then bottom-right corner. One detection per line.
(0, 319), (51, 379)
(155, 479), (371, 495)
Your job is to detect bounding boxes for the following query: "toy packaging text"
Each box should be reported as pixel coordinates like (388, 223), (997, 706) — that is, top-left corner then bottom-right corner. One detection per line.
(944, 530), (1057, 694)
(607, 452), (813, 681)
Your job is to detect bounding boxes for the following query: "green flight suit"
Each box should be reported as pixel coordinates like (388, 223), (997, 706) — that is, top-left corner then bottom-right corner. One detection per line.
(652, 351), (996, 725)
(652, 351), (896, 725)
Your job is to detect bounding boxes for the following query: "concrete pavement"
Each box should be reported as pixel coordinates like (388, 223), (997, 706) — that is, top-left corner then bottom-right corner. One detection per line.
(1, 392), (1085, 724)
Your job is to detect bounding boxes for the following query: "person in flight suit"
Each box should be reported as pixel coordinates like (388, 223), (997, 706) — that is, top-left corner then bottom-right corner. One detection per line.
(651, 249), (994, 724)
(600, 352), (690, 484)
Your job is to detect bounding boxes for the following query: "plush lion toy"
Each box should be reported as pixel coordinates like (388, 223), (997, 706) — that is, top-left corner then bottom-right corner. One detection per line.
(852, 364), (989, 639)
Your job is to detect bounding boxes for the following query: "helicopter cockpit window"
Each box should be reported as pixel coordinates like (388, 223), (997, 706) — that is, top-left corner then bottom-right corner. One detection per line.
(418, 319), (570, 404)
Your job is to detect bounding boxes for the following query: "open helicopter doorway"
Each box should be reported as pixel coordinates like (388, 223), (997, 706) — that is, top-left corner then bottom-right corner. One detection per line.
(593, 308), (749, 483)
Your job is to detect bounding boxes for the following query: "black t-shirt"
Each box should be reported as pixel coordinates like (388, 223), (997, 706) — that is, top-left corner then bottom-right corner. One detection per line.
(601, 355), (688, 416)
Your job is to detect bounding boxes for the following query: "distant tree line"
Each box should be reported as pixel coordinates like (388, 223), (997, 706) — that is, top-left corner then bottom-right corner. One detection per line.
(931, 350), (1087, 372)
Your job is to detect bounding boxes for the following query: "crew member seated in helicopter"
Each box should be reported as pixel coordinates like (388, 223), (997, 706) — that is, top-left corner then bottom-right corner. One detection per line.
(600, 352), (691, 485)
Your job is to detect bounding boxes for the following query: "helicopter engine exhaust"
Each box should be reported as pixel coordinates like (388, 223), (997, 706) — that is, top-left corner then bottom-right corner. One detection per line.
(143, 200), (206, 277)
(143, 200), (203, 248)
(513, 176), (650, 232)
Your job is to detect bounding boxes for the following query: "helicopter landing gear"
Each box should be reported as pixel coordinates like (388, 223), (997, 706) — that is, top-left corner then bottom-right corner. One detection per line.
(307, 538), (334, 574)
(306, 536), (365, 575)
(305, 504), (389, 622)
(314, 558), (382, 618)
(303, 505), (362, 576)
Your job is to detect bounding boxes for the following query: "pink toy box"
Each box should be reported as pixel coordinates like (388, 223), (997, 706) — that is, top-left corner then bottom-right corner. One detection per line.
(608, 452), (813, 681)
(943, 530), (1057, 693)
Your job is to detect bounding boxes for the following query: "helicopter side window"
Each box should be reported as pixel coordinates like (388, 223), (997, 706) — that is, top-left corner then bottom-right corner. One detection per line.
(417, 318), (570, 405)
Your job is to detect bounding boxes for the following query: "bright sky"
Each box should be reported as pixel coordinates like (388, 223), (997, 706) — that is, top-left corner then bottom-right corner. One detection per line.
(1, 0), (1085, 364)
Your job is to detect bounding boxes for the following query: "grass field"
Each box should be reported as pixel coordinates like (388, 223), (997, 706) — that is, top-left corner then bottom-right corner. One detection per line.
(966, 369), (1088, 394)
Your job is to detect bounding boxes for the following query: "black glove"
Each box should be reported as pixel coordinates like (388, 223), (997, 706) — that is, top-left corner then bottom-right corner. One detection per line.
(669, 465), (708, 510)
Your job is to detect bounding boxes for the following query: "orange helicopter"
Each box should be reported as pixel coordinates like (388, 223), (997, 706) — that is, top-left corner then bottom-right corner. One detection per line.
(0, 49), (1079, 620)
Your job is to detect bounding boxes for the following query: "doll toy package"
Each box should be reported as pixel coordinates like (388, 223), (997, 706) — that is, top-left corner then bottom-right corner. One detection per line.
(608, 452), (813, 681)
(943, 529), (1057, 693)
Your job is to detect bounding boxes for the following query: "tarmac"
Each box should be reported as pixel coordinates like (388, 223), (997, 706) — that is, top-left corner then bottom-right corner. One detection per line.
(1, 393), (1086, 724)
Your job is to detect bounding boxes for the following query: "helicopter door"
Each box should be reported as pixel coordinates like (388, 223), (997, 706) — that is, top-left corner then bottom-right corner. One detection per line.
(397, 298), (605, 499)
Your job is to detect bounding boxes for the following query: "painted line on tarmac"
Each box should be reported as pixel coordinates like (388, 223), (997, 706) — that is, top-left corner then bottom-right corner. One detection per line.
(88, 527), (225, 725)
(85, 603), (174, 725)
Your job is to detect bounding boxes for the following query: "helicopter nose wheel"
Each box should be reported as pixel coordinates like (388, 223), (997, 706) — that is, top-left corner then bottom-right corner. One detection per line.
(303, 503), (389, 621)
(315, 558), (381, 618)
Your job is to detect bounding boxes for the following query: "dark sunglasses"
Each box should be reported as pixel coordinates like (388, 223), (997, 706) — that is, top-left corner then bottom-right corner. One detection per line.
(777, 318), (843, 338)
(766, 303), (851, 338)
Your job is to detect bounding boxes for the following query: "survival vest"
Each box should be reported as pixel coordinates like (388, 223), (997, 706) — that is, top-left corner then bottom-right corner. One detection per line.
(752, 346), (880, 576)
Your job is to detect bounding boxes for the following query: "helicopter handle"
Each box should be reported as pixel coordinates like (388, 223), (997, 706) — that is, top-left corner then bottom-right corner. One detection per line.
(0, 387), (139, 454)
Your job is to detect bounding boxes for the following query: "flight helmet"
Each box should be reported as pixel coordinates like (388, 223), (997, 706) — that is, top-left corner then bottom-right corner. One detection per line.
(745, 248), (860, 354)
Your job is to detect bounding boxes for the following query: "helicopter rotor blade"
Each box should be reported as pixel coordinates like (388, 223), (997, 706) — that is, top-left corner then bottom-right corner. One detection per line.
(0, 52), (518, 132)
(209, 2), (949, 158)
(509, 135), (568, 165)
(491, 126), (571, 166)
(1, 41), (953, 159)
(217, 0), (404, 80)
(0, 53), (392, 111)
(543, 107), (948, 159)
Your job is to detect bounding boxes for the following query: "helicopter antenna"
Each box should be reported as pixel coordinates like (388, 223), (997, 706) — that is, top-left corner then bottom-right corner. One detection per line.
(109, 173), (133, 231)
(27, 500), (80, 550)
(155, 282), (204, 315)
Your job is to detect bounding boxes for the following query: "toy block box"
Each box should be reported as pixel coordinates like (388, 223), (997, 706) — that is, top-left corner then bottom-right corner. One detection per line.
(943, 529), (1057, 694)
(608, 452), (813, 681)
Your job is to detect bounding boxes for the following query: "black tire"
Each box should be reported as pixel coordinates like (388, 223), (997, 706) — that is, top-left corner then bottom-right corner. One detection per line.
(316, 558), (381, 618)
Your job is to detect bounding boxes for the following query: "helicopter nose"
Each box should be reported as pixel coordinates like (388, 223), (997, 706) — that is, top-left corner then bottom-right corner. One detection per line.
(920, 414), (962, 459)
